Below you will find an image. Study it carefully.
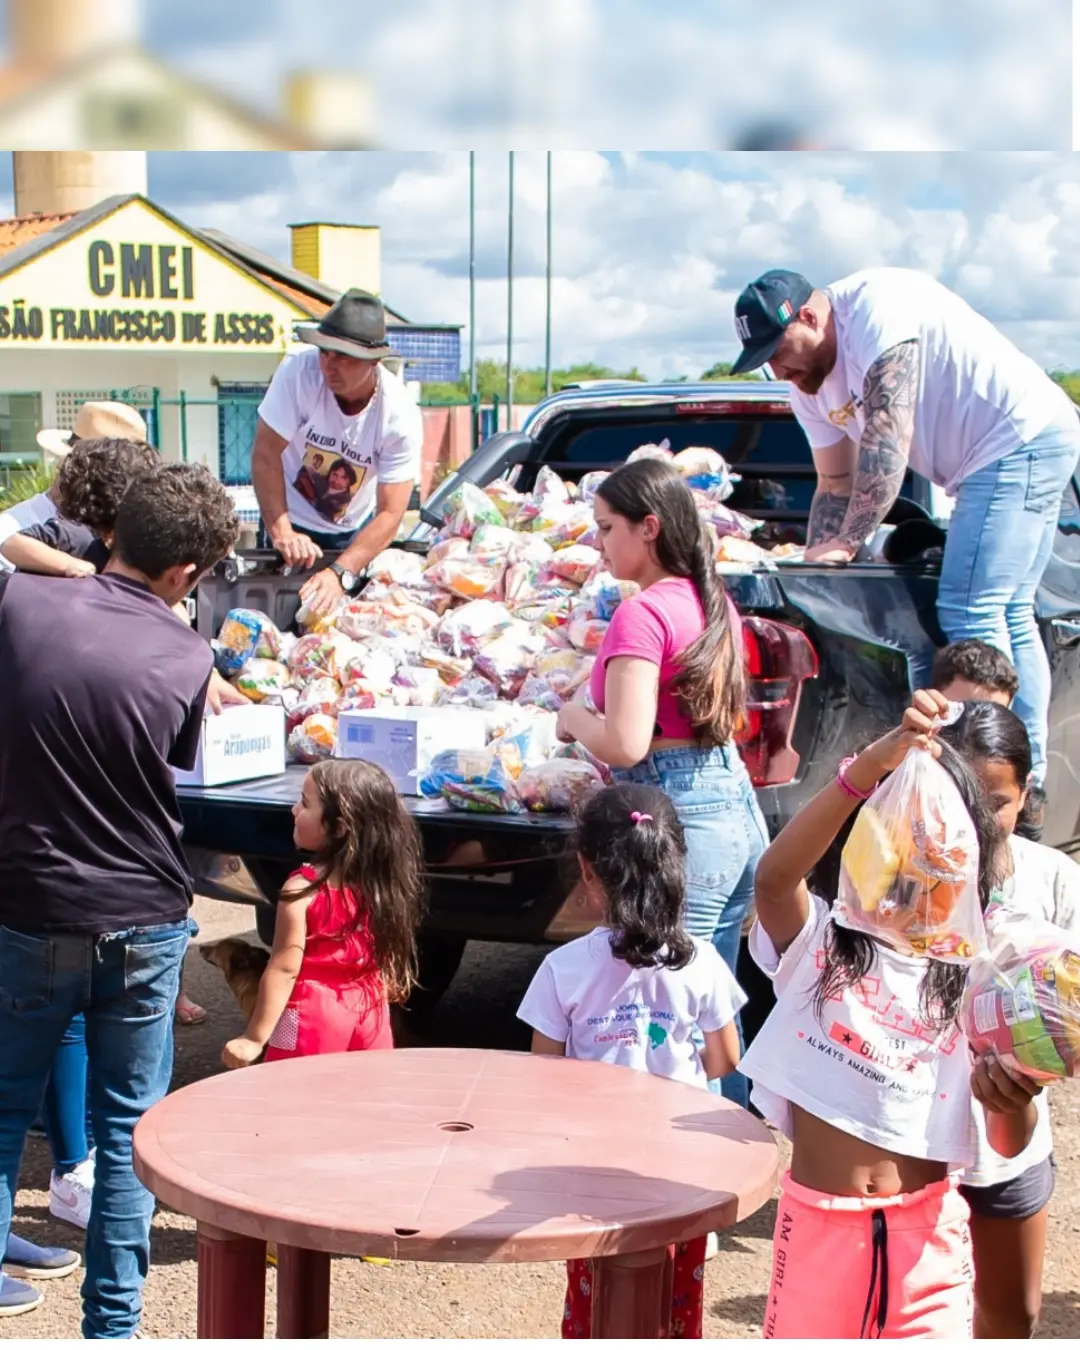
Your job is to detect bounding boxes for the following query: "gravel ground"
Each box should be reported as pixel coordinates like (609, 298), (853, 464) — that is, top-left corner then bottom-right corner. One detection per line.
(7, 896), (1080, 1339)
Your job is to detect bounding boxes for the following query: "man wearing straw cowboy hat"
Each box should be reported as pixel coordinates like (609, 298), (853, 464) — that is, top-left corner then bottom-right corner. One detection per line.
(251, 289), (424, 617)
(0, 401), (149, 573)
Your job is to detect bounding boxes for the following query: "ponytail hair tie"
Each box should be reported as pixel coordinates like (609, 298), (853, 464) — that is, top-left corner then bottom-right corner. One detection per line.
(630, 811), (653, 824)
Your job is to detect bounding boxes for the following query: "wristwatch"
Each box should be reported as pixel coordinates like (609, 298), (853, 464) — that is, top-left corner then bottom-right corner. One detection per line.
(329, 562), (361, 594)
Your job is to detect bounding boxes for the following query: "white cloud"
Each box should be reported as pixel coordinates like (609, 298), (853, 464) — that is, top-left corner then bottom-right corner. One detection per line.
(149, 150), (1080, 382)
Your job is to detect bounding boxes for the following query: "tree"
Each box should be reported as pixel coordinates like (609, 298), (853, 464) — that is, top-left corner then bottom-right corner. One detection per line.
(700, 362), (761, 381)
(421, 361), (649, 404)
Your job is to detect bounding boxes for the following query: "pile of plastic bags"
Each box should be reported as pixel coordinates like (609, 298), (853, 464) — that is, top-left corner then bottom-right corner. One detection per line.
(214, 447), (772, 813)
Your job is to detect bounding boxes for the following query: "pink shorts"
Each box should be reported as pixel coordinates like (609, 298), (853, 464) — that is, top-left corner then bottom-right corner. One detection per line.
(763, 1172), (974, 1339)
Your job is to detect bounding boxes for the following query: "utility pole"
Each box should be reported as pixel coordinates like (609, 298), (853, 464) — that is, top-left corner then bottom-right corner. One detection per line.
(505, 151), (514, 430)
(468, 151), (477, 444)
(545, 151), (552, 398)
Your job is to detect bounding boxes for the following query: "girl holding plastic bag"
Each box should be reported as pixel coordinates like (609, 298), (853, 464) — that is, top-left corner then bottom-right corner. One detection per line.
(553, 458), (764, 1108)
(937, 702), (1080, 1338)
(738, 690), (1041, 1340)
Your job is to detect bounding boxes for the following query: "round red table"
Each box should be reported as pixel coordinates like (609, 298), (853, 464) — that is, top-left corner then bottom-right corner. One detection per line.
(133, 1047), (778, 1339)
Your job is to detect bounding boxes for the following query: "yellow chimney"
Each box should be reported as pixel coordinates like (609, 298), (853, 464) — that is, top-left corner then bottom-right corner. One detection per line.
(289, 222), (381, 297)
(283, 72), (373, 149)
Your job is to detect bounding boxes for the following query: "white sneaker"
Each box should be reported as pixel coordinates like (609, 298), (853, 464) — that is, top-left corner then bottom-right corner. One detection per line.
(49, 1152), (95, 1230)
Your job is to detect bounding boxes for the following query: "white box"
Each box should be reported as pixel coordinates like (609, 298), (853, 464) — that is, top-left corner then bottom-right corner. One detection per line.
(336, 706), (489, 795)
(174, 704), (287, 787)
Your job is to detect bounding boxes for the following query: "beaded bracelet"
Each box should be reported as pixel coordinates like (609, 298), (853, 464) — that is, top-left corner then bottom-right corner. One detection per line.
(836, 755), (874, 801)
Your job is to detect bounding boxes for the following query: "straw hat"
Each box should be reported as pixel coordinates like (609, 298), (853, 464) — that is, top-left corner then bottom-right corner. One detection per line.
(37, 401), (149, 461)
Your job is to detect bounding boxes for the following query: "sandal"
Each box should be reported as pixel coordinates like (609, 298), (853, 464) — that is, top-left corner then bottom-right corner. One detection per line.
(175, 994), (206, 1027)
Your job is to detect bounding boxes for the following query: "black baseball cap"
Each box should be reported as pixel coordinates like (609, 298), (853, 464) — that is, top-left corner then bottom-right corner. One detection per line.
(730, 269), (814, 375)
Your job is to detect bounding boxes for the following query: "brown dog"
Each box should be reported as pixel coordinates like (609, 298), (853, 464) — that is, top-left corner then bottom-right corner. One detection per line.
(200, 938), (269, 1023)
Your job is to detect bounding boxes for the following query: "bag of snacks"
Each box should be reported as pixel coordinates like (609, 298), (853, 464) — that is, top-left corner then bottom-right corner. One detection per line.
(390, 665), (445, 706)
(578, 572), (639, 621)
(424, 556), (506, 601)
(960, 910), (1080, 1082)
(672, 447), (739, 500)
(287, 677), (342, 733)
(287, 631), (350, 683)
(434, 673), (501, 708)
(836, 746), (986, 964)
(420, 747), (523, 813)
(443, 480), (505, 539)
(627, 439), (672, 463)
(577, 470), (609, 505)
(426, 536), (471, 567)
(217, 608), (282, 673)
(549, 544), (601, 585)
(470, 523), (521, 564)
(485, 478), (526, 519)
(288, 713), (337, 764)
(519, 758), (605, 813)
(337, 645), (397, 696)
(366, 548), (424, 587)
(567, 606), (610, 652)
(436, 599), (514, 657)
(473, 621), (550, 699)
(233, 658), (289, 703)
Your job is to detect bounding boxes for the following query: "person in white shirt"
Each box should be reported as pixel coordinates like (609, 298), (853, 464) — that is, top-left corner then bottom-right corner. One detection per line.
(518, 782), (745, 1339)
(938, 700), (1080, 1338)
(730, 267), (1080, 787)
(251, 290), (423, 618)
(738, 690), (1039, 1340)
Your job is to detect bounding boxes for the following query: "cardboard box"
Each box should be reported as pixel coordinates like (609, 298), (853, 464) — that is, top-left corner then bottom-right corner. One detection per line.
(173, 704), (287, 788)
(337, 706), (488, 795)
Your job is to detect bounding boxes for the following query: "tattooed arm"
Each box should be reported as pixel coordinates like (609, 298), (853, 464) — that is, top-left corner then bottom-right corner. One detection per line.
(836, 340), (918, 549)
(806, 437), (856, 546)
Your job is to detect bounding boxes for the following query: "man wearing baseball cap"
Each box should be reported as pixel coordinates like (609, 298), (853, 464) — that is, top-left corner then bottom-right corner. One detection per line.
(730, 265), (1080, 787)
(250, 288), (423, 617)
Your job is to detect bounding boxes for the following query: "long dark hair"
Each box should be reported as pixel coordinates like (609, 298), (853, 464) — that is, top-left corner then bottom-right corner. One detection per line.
(812, 739), (1005, 1026)
(297, 759), (426, 1002)
(937, 699), (1039, 837)
(596, 459), (746, 744)
(574, 783), (694, 970)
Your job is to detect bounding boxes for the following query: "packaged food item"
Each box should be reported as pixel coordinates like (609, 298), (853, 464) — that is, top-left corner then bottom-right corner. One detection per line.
(337, 683), (379, 713)
(514, 673), (566, 712)
(470, 523), (521, 564)
(390, 665), (445, 706)
(442, 480), (506, 539)
(549, 544), (601, 585)
(419, 747), (523, 813)
(696, 498), (760, 540)
(366, 548), (425, 587)
(337, 645), (397, 695)
(426, 536), (471, 567)
(289, 677), (343, 728)
(490, 711), (559, 770)
(233, 658), (289, 703)
(578, 572), (639, 621)
(435, 673), (501, 707)
(672, 447), (738, 500)
(485, 478), (526, 519)
(287, 631), (351, 683)
(506, 534), (555, 566)
(556, 741), (614, 785)
(519, 759), (605, 812)
(294, 598), (343, 634)
(418, 645), (474, 685)
(504, 560), (543, 607)
(473, 621), (551, 698)
(424, 557), (506, 601)
(287, 713), (338, 764)
(567, 606), (610, 652)
(217, 608), (282, 673)
(436, 599), (514, 657)
(544, 501), (595, 546)
(336, 597), (440, 641)
(960, 911), (1080, 1082)
(627, 439), (672, 463)
(577, 470), (609, 505)
(716, 536), (771, 564)
(836, 746), (986, 964)
(515, 466), (571, 526)
(533, 647), (594, 695)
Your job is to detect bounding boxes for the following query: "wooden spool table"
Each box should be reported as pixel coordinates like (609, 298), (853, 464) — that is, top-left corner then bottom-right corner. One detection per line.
(133, 1048), (778, 1339)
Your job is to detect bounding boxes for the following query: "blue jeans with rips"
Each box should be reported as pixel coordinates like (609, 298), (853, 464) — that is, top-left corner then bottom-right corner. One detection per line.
(612, 742), (768, 1108)
(0, 917), (195, 1339)
(936, 419), (1080, 783)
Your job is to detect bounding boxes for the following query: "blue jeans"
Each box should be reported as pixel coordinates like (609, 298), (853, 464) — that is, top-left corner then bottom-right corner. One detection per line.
(0, 918), (194, 1339)
(937, 419), (1080, 782)
(613, 743), (768, 1108)
(44, 1012), (93, 1174)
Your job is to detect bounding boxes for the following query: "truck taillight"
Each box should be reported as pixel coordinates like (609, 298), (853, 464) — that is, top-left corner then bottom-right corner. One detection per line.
(735, 616), (819, 787)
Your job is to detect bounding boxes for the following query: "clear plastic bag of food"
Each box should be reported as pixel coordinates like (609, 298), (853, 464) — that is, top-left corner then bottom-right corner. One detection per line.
(470, 523), (521, 565)
(519, 759), (605, 813)
(695, 497), (760, 540)
(514, 673), (566, 712)
(567, 606), (610, 652)
(434, 673), (501, 708)
(287, 713), (338, 764)
(490, 712), (559, 771)
(578, 470), (610, 505)
(424, 556), (506, 601)
(233, 658), (289, 703)
(506, 534), (554, 566)
(715, 536), (771, 564)
(337, 645), (397, 695)
(627, 439), (672, 463)
(672, 447), (739, 500)
(442, 480), (506, 539)
(337, 682), (379, 713)
(217, 608), (283, 673)
(543, 501), (595, 546)
(515, 466), (570, 525)
(418, 645), (474, 686)
(426, 536), (471, 567)
(549, 544), (601, 585)
(533, 647), (594, 695)
(578, 572), (639, 621)
(473, 621), (550, 698)
(366, 548), (425, 587)
(960, 910), (1080, 1082)
(419, 747), (523, 813)
(436, 599), (514, 657)
(485, 478), (526, 519)
(390, 665), (445, 707)
(287, 631), (351, 683)
(556, 741), (614, 785)
(286, 676), (343, 733)
(836, 747), (987, 964)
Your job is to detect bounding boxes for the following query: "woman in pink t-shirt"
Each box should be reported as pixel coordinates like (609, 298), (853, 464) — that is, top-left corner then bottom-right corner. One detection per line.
(555, 457), (768, 1106)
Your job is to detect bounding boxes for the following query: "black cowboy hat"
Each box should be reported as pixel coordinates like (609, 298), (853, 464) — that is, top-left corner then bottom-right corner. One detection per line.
(295, 288), (398, 361)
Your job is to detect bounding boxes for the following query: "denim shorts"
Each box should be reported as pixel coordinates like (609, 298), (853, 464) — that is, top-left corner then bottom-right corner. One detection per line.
(959, 1155), (1055, 1221)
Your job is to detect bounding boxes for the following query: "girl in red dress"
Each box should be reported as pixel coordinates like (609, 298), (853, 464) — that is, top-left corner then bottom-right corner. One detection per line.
(221, 759), (425, 1069)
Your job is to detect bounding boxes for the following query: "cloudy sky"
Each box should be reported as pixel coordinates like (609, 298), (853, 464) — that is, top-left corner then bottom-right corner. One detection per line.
(2, 150), (1078, 382)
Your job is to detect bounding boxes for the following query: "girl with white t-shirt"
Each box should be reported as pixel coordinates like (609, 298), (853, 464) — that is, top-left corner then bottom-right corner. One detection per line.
(738, 690), (1041, 1340)
(518, 782), (746, 1339)
(938, 700), (1080, 1339)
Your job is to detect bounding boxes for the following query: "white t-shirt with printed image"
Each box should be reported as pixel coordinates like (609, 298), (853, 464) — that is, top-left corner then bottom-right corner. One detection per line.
(789, 268), (1077, 497)
(517, 927), (747, 1089)
(739, 892), (977, 1167)
(258, 347), (423, 536)
(963, 835), (1080, 1189)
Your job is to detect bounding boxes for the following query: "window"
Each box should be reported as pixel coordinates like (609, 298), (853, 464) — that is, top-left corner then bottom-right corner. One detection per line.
(82, 94), (185, 149)
(56, 388), (159, 447)
(0, 392), (43, 459)
(218, 384), (268, 486)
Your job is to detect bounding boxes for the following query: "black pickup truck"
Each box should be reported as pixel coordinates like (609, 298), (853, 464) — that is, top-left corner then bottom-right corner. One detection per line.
(180, 380), (1080, 1008)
